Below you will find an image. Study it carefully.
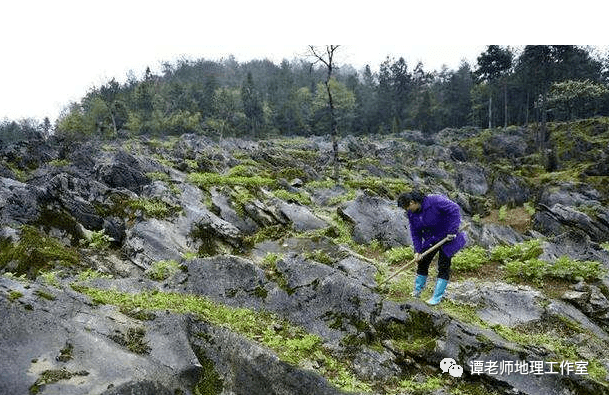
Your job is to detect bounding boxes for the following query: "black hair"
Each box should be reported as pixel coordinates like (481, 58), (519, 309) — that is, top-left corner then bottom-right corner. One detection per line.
(397, 190), (425, 208)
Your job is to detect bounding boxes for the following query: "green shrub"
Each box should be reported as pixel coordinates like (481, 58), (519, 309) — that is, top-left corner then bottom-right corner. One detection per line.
(81, 229), (114, 250)
(498, 205), (508, 222)
(524, 202), (536, 216)
(504, 258), (549, 285)
(187, 172), (276, 189)
(127, 198), (181, 218)
(384, 246), (415, 266)
(490, 239), (543, 262)
(452, 245), (489, 272)
(0, 226), (80, 279)
(272, 189), (312, 206)
(145, 260), (182, 281)
(548, 256), (606, 281)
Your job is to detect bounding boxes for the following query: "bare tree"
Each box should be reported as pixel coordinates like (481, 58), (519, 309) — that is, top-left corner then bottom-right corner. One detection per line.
(308, 45), (340, 180)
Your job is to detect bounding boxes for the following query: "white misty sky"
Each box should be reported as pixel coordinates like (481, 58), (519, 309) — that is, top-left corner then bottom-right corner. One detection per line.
(0, 0), (605, 122)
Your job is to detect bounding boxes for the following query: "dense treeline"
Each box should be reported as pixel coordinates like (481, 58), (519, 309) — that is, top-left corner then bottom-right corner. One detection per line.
(2, 45), (609, 143)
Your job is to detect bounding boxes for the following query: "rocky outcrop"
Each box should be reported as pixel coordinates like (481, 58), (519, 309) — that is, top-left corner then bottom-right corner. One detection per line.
(337, 193), (411, 247)
(1, 124), (609, 394)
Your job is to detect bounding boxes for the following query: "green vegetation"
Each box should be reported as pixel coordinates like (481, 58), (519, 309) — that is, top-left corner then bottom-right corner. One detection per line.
(8, 290), (23, 301)
(146, 171), (172, 182)
(40, 271), (62, 287)
(81, 229), (114, 250)
(29, 368), (89, 394)
(490, 239), (544, 262)
(452, 245), (489, 272)
(498, 205), (508, 222)
(56, 343), (73, 362)
(187, 172), (276, 189)
(109, 327), (151, 354)
(0, 225), (80, 279)
(127, 197), (182, 218)
(272, 189), (312, 206)
(192, 347), (224, 395)
(303, 249), (335, 265)
(34, 289), (56, 301)
(77, 268), (112, 282)
(48, 159), (71, 167)
(70, 284), (370, 392)
(489, 240), (606, 285)
(145, 259), (183, 281)
(384, 246), (415, 266)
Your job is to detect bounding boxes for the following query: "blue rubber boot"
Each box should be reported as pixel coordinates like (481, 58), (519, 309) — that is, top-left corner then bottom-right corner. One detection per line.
(427, 278), (449, 305)
(412, 275), (427, 298)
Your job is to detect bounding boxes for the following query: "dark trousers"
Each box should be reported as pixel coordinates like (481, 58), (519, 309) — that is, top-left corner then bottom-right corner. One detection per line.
(416, 248), (451, 281)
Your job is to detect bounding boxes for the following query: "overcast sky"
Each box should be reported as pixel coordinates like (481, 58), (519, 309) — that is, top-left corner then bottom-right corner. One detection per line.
(1, 0), (606, 122)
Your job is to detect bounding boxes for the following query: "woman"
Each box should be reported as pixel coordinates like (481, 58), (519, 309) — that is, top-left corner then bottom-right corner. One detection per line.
(397, 190), (467, 305)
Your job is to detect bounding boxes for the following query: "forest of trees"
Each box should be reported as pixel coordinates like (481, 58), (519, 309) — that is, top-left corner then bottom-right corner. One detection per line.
(2, 45), (609, 143)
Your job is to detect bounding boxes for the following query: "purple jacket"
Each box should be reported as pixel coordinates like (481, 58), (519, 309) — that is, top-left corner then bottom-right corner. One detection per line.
(407, 194), (467, 258)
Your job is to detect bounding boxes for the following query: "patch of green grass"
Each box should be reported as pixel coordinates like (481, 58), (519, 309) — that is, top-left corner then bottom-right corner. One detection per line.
(243, 224), (293, 246)
(109, 327), (151, 354)
(524, 201), (536, 216)
(395, 375), (443, 394)
(34, 289), (56, 301)
(498, 205), (508, 222)
(187, 172), (277, 189)
(305, 179), (337, 189)
(492, 323), (608, 383)
(327, 188), (357, 206)
(145, 259), (183, 281)
(0, 226), (80, 279)
(29, 368), (89, 395)
(548, 256), (606, 282)
(56, 342), (73, 362)
(490, 239), (544, 262)
(504, 258), (549, 286)
(262, 252), (281, 268)
(192, 346), (224, 395)
(70, 285), (370, 392)
(259, 253), (294, 295)
(40, 270), (62, 287)
(81, 229), (114, 250)
(48, 159), (71, 167)
(491, 240), (605, 285)
(452, 245), (489, 272)
(127, 198), (182, 218)
(8, 290), (23, 301)
(146, 171), (172, 182)
(182, 251), (198, 261)
(303, 249), (335, 265)
(272, 189), (312, 206)
(77, 268), (112, 282)
(384, 246), (415, 266)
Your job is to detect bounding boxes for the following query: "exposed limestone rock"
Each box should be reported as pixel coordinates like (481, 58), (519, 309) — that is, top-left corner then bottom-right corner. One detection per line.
(338, 192), (411, 247)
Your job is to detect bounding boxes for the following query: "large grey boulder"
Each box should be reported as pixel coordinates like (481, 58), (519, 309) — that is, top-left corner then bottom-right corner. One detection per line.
(533, 203), (609, 243)
(96, 151), (151, 192)
(188, 319), (347, 395)
(539, 230), (609, 266)
(472, 222), (525, 248)
(338, 193), (411, 247)
(0, 277), (200, 395)
(447, 281), (545, 326)
(124, 183), (242, 268)
(455, 163), (488, 196)
(0, 177), (41, 226)
(275, 199), (328, 232)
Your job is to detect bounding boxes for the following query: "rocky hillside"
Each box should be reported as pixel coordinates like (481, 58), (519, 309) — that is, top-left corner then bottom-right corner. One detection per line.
(1, 118), (609, 395)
